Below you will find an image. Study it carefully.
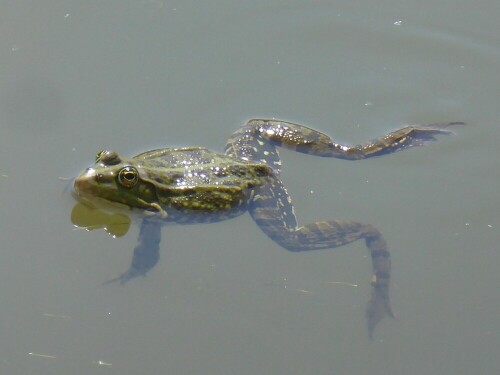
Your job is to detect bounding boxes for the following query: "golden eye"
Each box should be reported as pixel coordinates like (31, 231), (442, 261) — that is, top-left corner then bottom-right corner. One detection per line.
(118, 167), (138, 188)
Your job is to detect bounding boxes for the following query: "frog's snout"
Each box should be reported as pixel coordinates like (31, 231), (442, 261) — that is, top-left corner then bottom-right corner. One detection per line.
(74, 168), (95, 195)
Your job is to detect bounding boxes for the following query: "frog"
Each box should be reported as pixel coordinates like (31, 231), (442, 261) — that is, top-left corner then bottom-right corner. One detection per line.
(73, 118), (463, 337)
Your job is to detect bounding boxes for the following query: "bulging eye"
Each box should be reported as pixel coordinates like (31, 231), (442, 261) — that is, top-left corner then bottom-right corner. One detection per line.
(96, 150), (122, 165)
(118, 167), (139, 188)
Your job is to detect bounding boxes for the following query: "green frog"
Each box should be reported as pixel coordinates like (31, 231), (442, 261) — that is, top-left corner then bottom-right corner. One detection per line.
(74, 118), (463, 337)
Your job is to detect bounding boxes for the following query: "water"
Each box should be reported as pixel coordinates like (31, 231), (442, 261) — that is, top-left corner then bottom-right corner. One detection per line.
(1, 1), (498, 374)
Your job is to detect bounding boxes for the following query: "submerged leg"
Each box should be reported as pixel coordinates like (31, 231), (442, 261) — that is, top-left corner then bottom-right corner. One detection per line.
(225, 118), (463, 164)
(103, 218), (162, 285)
(250, 177), (393, 337)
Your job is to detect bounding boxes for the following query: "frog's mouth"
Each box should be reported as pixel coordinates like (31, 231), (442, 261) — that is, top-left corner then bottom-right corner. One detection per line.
(73, 174), (132, 213)
(72, 189), (132, 214)
(74, 174), (158, 218)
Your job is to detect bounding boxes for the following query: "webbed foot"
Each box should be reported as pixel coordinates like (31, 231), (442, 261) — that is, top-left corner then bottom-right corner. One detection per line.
(366, 282), (395, 339)
(396, 122), (465, 147)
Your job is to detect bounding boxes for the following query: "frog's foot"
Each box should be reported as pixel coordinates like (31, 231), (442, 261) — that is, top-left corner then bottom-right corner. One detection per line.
(398, 122), (466, 147)
(366, 278), (395, 339)
(102, 218), (161, 286)
(101, 250), (158, 286)
(101, 269), (142, 286)
(350, 121), (465, 159)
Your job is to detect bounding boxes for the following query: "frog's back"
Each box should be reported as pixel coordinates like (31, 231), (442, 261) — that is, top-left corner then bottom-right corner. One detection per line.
(134, 147), (272, 189)
(130, 147), (272, 219)
(135, 147), (233, 168)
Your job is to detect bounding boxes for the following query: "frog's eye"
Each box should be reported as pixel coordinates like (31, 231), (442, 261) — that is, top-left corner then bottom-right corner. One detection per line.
(118, 167), (139, 188)
(96, 150), (121, 165)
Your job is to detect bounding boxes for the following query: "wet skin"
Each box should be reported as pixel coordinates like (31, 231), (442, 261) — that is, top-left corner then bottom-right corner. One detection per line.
(74, 119), (463, 337)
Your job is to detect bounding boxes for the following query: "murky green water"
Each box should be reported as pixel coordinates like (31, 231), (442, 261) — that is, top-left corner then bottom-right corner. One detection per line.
(1, 1), (498, 374)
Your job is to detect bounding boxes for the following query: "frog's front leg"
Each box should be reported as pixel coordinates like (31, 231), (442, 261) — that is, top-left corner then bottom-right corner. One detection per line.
(250, 176), (393, 337)
(103, 218), (162, 285)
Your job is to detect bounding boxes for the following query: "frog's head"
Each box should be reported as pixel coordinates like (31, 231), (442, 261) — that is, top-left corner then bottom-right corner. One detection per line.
(74, 150), (158, 212)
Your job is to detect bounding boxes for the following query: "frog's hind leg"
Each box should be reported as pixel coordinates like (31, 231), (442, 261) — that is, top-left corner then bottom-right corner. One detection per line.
(225, 119), (463, 163)
(225, 120), (284, 173)
(250, 176), (393, 338)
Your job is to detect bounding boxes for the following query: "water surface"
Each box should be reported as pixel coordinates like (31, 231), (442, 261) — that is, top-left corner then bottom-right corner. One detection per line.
(1, 1), (498, 374)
